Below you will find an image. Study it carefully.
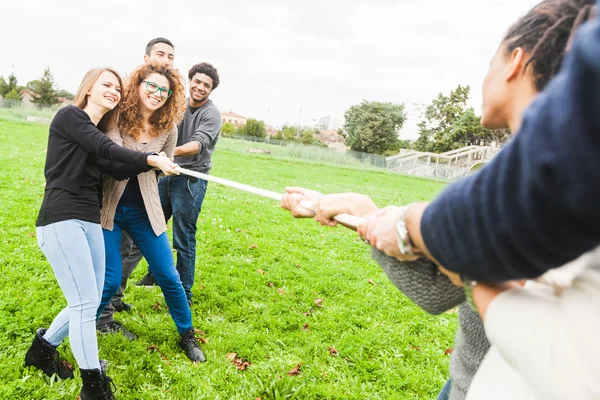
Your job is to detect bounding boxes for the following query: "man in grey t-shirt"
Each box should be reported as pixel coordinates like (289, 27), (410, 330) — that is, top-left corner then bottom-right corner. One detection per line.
(137, 63), (222, 305)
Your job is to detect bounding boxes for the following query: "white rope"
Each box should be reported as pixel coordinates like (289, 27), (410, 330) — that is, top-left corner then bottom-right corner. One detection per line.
(174, 167), (364, 230)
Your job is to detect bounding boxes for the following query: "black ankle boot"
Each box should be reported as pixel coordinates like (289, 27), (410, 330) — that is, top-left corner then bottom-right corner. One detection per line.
(80, 360), (116, 400)
(24, 328), (74, 379)
(179, 329), (207, 363)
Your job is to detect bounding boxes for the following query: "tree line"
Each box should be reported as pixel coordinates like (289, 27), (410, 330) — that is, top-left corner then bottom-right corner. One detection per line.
(343, 85), (510, 155)
(0, 68), (74, 106)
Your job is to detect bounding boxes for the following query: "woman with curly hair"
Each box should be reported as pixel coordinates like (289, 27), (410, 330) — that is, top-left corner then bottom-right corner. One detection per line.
(96, 62), (207, 363)
(23, 66), (178, 400)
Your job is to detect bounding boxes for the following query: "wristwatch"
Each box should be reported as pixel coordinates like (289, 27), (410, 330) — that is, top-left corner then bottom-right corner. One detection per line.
(395, 204), (420, 257)
(462, 277), (479, 311)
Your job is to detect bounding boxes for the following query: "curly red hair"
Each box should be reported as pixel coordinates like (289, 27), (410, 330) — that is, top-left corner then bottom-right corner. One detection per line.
(118, 63), (186, 139)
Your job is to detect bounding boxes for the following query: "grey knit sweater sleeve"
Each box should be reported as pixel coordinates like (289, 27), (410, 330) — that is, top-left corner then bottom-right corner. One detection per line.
(370, 248), (465, 315)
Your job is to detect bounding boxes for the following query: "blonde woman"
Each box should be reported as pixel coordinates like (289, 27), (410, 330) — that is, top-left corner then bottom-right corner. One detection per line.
(25, 67), (177, 400)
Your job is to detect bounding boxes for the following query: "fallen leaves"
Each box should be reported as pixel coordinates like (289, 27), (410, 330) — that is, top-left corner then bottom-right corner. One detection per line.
(147, 345), (170, 362)
(277, 288), (285, 295)
(226, 352), (251, 371)
(267, 282), (274, 287)
(410, 345), (422, 352)
(257, 269), (266, 275)
(314, 298), (324, 308)
(367, 279), (375, 285)
(328, 347), (339, 356)
(287, 363), (302, 376)
(302, 323), (309, 331)
(444, 348), (454, 356)
(249, 244), (258, 249)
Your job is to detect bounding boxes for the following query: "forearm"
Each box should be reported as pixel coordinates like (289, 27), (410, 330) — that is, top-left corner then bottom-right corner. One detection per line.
(173, 141), (200, 157)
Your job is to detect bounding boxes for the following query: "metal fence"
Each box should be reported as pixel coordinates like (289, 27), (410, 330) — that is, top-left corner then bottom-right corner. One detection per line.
(1, 101), (492, 181)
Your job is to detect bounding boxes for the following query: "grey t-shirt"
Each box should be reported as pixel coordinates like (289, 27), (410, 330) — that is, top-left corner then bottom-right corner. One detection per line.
(175, 99), (222, 173)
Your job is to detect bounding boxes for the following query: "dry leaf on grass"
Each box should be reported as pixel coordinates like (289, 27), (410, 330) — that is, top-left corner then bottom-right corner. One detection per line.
(314, 298), (324, 308)
(249, 244), (258, 249)
(277, 288), (285, 295)
(257, 269), (266, 275)
(302, 323), (309, 331)
(367, 279), (375, 285)
(226, 352), (237, 361)
(287, 363), (302, 376)
(444, 348), (454, 355)
(328, 347), (339, 356)
(146, 345), (169, 362)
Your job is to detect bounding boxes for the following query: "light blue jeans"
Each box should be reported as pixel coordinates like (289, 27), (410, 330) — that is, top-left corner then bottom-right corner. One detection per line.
(36, 220), (105, 370)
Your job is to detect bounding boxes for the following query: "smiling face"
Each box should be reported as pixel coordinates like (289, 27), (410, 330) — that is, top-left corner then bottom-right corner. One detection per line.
(138, 72), (170, 113)
(87, 70), (121, 112)
(144, 42), (175, 68)
(189, 72), (213, 106)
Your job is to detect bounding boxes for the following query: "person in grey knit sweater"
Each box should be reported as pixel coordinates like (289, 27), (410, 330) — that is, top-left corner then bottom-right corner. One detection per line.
(371, 250), (487, 400)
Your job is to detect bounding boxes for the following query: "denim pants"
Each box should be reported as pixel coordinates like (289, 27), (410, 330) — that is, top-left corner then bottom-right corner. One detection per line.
(36, 220), (104, 370)
(96, 231), (142, 325)
(437, 379), (452, 400)
(158, 175), (208, 302)
(98, 205), (193, 335)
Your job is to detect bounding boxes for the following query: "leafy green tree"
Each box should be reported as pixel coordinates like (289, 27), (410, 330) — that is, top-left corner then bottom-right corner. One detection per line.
(4, 88), (20, 101)
(414, 85), (470, 153)
(221, 122), (235, 136)
(0, 73), (20, 97)
(242, 119), (267, 138)
(28, 67), (60, 106)
(343, 100), (407, 155)
(299, 128), (317, 145)
(56, 89), (74, 101)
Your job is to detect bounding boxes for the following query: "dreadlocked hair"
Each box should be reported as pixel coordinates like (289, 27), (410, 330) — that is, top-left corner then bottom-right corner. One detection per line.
(118, 62), (186, 140)
(504, 0), (596, 91)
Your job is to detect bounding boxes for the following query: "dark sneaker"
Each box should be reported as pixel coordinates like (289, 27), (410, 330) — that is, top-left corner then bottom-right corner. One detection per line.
(113, 301), (132, 312)
(24, 328), (74, 379)
(97, 321), (137, 341)
(179, 330), (206, 363)
(136, 273), (157, 287)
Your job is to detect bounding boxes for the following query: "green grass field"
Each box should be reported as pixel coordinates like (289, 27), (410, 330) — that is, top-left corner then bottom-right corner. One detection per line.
(0, 114), (455, 400)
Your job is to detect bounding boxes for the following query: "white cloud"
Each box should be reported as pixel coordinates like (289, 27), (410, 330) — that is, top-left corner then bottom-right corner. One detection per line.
(2, 0), (539, 137)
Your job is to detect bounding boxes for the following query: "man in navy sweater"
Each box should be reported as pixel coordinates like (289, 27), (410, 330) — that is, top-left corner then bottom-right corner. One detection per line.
(402, 13), (600, 283)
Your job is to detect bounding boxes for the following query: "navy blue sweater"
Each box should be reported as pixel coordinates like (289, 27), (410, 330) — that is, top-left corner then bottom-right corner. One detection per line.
(421, 17), (600, 282)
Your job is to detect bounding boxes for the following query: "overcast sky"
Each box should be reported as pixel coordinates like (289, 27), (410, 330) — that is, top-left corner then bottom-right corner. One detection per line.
(2, 0), (539, 138)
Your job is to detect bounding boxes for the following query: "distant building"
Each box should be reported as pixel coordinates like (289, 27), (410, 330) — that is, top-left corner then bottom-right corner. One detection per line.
(221, 111), (247, 127)
(314, 129), (347, 151)
(265, 124), (278, 137)
(20, 89), (34, 104)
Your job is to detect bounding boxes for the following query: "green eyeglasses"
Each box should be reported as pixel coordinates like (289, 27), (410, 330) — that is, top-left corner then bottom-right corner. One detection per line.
(143, 80), (172, 99)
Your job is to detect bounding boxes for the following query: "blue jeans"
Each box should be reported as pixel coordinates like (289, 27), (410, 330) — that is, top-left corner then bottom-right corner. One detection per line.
(36, 220), (105, 370)
(98, 205), (192, 335)
(437, 379), (452, 400)
(158, 175), (208, 302)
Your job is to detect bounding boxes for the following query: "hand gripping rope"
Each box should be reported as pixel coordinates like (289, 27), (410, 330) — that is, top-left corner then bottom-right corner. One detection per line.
(175, 167), (365, 230)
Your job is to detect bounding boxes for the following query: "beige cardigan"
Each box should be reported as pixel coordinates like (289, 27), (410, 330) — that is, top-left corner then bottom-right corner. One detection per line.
(100, 125), (177, 236)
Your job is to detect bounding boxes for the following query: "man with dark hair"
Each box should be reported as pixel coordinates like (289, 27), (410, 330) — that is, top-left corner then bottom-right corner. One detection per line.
(137, 62), (222, 305)
(144, 37), (175, 67)
(96, 37), (178, 341)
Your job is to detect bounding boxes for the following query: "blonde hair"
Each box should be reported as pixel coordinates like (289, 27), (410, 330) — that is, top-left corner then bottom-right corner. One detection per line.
(118, 62), (186, 139)
(72, 68), (123, 132)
